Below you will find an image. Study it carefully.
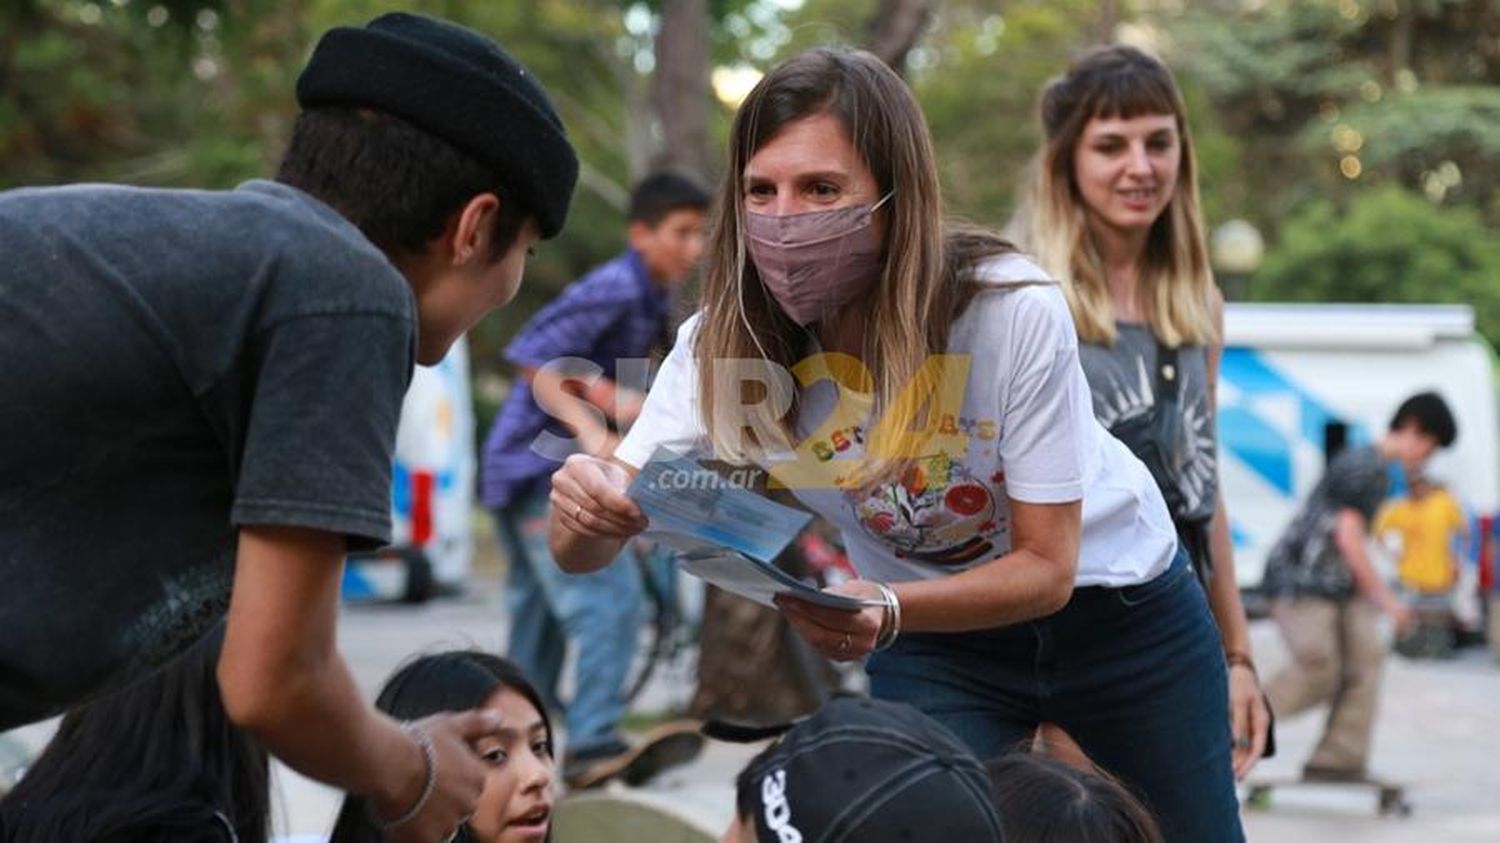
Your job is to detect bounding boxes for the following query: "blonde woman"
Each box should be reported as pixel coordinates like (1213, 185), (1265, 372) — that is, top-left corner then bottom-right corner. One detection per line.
(550, 47), (1241, 841)
(1009, 45), (1271, 781)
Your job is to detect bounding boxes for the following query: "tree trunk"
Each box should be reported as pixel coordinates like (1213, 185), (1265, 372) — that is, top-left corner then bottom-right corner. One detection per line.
(648, 0), (712, 184)
(1390, 0), (1413, 83)
(864, 0), (939, 76)
(1092, 0), (1120, 44)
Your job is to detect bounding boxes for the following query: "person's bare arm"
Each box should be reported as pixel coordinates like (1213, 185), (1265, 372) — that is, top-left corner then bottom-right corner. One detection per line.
(526, 366), (642, 455)
(1203, 295), (1254, 661)
(220, 525), (497, 841)
(1205, 492), (1271, 778)
(889, 498), (1079, 630)
(1205, 496), (1253, 655)
(776, 498), (1079, 659)
(1203, 292), (1270, 777)
(1333, 508), (1412, 630)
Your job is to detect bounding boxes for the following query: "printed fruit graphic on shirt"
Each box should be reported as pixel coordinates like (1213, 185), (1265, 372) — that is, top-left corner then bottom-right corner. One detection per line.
(945, 483), (989, 517)
(851, 453), (1005, 567)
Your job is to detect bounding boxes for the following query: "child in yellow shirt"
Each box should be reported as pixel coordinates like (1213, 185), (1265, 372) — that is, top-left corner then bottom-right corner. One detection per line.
(1375, 477), (1469, 595)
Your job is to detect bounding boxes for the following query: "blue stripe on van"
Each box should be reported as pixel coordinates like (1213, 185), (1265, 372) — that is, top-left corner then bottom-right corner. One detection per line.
(1220, 348), (1360, 446)
(1218, 405), (1293, 495)
(1230, 521), (1251, 549)
(341, 565), (376, 600)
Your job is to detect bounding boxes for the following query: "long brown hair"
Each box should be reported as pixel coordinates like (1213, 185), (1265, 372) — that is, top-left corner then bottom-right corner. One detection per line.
(1009, 44), (1216, 347)
(695, 47), (1014, 480)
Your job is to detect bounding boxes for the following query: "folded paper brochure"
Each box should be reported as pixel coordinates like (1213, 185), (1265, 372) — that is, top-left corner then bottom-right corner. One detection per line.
(627, 449), (879, 612)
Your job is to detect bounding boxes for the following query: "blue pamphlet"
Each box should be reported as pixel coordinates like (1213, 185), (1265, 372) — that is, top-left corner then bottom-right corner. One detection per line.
(628, 449), (879, 612)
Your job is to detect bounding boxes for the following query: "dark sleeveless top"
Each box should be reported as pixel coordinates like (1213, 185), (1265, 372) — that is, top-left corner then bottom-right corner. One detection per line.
(1078, 322), (1218, 521)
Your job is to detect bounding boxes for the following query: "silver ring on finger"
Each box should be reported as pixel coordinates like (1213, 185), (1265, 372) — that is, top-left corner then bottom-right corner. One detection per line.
(575, 502), (585, 522)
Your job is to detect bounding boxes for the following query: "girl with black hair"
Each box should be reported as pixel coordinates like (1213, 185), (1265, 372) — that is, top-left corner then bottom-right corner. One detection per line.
(330, 651), (554, 843)
(0, 625), (269, 843)
(987, 753), (1163, 843)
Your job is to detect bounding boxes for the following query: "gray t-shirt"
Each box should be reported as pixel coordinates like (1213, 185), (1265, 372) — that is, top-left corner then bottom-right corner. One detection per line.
(1078, 323), (1217, 520)
(0, 180), (415, 727)
(1261, 445), (1389, 600)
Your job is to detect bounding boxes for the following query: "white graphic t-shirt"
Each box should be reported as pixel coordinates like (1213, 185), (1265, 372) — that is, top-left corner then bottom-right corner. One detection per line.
(615, 254), (1176, 587)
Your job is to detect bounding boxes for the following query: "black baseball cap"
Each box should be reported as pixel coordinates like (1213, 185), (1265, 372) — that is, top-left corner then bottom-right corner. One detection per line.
(715, 697), (1004, 843)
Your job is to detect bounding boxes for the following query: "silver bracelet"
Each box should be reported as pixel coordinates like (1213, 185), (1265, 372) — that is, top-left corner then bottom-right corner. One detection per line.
(375, 721), (438, 831)
(872, 581), (902, 651)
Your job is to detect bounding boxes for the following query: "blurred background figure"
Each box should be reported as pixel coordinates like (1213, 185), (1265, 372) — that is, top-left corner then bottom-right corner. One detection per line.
(1376, 473), (1471, 658)
(481, 172), (709, 789)
(1261, 392), (1456, 782)
(1376, 473), (1470, 598)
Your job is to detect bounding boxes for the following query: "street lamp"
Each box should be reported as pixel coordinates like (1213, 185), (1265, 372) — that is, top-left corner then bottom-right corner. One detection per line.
(1211, 219), (1264, 301)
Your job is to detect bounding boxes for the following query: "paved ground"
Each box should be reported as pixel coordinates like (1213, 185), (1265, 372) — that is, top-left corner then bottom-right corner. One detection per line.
(6, 567), (1499, 841)
(287, 576), (1500, 842)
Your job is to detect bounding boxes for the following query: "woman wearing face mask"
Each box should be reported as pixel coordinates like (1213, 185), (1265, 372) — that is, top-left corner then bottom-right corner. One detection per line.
(1008, 45), (1272, 782)
(549, 47), (1242, 842)
(330, 651), (554, 843)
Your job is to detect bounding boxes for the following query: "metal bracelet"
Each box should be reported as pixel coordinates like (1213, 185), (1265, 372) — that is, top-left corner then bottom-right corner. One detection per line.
(872, 581), (902, 651)
(375, 721), (438, 831)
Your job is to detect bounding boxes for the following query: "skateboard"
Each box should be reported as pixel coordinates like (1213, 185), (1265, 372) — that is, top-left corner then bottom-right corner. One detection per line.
(566, 721), (706, 790)
(1244, 775), (1412, 817)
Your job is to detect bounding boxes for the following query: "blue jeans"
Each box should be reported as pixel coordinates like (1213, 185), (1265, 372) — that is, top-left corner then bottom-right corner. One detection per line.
(867, 548), (1243, 843)
(494, 487), (642, 753)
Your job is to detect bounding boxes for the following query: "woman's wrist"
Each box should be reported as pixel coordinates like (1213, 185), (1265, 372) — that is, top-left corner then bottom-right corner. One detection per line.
(1225, 649), (1258, 678)
(872, 581), (902, 651)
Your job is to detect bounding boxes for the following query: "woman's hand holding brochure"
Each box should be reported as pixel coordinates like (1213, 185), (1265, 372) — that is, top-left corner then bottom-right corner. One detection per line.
(625, 449), (882, 616)
(550, 453), (648, 539)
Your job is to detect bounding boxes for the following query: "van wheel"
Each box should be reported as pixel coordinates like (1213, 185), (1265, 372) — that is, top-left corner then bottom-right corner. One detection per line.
(401, 548), (435, 604)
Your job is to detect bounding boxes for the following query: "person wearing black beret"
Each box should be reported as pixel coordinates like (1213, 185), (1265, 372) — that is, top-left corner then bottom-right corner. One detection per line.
(0, 12), (576, 843)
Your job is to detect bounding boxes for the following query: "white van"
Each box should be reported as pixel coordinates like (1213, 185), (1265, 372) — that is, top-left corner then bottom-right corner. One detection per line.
(1218, 303), (1499, 622)
(343, 338), (477, 602)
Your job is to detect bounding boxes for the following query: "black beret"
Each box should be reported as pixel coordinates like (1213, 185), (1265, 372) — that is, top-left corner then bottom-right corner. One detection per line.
(296, 12), (579, 239)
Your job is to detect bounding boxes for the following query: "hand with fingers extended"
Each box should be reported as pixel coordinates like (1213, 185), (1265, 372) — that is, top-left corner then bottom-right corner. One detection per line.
(373, 710), (503, 843)
(549, 453), (649, 540)
(775, 580), (888, 662)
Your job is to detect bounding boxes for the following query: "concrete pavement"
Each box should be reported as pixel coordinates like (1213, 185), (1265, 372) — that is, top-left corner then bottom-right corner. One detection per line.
(277, 576), (1500, 842)
(6, 567), (1499, 841)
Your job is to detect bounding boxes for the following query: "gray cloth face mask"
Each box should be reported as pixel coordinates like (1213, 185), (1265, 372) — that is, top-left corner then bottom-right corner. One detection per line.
(744, 192), (894, 326)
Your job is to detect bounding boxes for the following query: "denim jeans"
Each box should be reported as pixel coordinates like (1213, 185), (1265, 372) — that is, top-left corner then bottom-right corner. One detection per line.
(494, 487), (643, 753)
(867, 548), (1243, 843)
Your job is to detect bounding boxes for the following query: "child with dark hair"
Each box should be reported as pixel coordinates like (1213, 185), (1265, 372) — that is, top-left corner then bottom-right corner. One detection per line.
(482, 171), (710, 788)
(0, 12), (578, 841)
(1262, 390), (1458, 781)
(986, 753), (1163, 843)
(331, 651), (555, 843)
(0, 625), (269, 843)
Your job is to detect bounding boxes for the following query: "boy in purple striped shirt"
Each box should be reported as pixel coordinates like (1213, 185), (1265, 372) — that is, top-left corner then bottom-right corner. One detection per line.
(481, 172), (709, 787)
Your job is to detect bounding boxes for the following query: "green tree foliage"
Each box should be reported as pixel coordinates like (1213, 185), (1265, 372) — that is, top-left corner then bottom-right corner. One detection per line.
(912, 0), (1100, 226)
(1251, 185), (1500, 347)
(6, 0), (1500, 355)
(774, 0), (1107, 227)
(1164, 0), (1500, 222)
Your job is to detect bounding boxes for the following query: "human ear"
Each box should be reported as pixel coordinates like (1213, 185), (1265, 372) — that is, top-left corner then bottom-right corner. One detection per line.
(451, 192), (501, 264)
